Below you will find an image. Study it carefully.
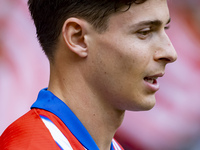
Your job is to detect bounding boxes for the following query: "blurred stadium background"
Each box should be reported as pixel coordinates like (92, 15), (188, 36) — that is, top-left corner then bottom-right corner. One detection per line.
(0, 0), (200, 149)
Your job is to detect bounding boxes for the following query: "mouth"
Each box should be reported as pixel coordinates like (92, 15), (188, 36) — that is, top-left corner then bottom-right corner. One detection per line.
(143, 73), (164, 92)
(144, 77), (158, 84)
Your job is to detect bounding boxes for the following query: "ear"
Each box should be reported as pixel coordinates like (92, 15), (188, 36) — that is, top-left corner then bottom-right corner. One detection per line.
(62, 18), (88, 58)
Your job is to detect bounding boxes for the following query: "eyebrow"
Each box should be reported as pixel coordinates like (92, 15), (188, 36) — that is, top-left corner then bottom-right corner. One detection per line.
(133, 18), (171, 28)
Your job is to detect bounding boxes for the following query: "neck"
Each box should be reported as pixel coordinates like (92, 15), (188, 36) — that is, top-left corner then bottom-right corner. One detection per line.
(48, 64), (125, 150)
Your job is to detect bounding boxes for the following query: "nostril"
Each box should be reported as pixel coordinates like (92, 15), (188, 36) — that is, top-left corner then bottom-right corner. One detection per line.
(154, 44), (178, 63)
(158, 57), (171, 62)
(159, 54), (177, 63)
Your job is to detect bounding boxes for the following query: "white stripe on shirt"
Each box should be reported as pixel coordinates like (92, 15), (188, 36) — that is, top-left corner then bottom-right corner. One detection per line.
(40, 115), (73, 150)
(112, 139), (122, 150)
(40, 115), (120, 150)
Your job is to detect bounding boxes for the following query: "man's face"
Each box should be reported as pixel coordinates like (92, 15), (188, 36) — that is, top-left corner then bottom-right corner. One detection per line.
(84, 0), (177, 111)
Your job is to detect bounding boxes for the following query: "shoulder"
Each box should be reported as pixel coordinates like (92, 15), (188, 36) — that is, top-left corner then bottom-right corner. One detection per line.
(0, 109), (59, 150)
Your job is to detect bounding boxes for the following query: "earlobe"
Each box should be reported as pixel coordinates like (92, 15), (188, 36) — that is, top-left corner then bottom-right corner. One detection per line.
(62, 18), (88, 58)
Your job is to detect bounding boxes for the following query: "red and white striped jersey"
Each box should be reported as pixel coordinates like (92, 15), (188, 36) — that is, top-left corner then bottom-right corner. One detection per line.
(0, 88), (124, 150)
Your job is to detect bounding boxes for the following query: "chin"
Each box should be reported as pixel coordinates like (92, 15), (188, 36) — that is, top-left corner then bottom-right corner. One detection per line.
(142, 103), (156, 111)
(141, 96), (156, 111)
(129, 96), (156, 111)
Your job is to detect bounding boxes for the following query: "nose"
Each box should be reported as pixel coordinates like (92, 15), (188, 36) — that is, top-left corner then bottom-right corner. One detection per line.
(154, 33), (177, 64)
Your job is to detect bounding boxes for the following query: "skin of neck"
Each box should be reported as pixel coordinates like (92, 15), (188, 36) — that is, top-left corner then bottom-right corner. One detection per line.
(48, 42), (125, 150)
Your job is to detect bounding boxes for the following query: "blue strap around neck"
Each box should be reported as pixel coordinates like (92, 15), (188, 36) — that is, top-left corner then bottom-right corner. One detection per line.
(31, 88), (116, 150)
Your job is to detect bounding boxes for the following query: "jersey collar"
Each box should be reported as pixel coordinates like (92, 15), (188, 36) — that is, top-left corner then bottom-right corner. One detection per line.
(31, 88), (115, 150)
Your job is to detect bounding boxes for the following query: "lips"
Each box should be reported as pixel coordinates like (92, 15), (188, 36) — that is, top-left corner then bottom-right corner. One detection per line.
(144, 77), (158, 84)
(143, 73), (164, 92)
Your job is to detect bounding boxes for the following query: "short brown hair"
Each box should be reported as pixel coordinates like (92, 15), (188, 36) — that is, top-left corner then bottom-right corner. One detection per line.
(28, 0), (147, 61)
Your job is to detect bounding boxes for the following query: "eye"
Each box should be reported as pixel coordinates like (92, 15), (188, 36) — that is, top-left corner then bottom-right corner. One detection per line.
(136, 27), (152, 40)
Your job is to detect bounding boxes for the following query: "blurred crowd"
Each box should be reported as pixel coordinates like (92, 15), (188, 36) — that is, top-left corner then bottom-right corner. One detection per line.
(0, 0), (200, 150)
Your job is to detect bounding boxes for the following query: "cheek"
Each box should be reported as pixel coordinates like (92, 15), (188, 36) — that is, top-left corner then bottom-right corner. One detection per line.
(88, 33), (151, 83)
(97, 39), (148, 78)
(85, 38), (155, 110)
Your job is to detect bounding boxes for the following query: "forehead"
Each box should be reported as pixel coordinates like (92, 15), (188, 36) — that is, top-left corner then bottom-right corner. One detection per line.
(107, 0), (169, 30)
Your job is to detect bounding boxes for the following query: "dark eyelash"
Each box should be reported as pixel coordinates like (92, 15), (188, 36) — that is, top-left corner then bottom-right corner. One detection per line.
(165, 25), (170, 30)
(139, 30), (151, 35)
(137, 28), (153, 35)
